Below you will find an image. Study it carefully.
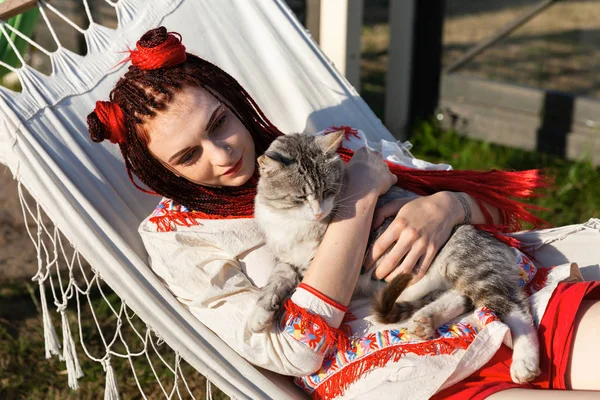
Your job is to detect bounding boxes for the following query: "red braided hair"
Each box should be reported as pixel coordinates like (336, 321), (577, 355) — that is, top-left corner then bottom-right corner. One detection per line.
(126, 30), (187, 70)
(88, 101), (127, 145)
(87, 27), (548, 233)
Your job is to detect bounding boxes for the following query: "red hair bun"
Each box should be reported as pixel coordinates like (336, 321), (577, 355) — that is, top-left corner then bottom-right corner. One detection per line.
(87, 101), (127, 145)
(128, 26), (186, 70)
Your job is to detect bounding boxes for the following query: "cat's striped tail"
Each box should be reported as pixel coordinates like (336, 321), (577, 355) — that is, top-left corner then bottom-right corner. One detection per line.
(373, 274), (442, 324)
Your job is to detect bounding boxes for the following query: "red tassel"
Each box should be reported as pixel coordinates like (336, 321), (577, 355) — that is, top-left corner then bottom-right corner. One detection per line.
(93, 101), (127, 145)
(311, 335), (474, 400)
(149, 210), (250, 232)
(334, 142), (550, 237)
(282, 299), (351, 353)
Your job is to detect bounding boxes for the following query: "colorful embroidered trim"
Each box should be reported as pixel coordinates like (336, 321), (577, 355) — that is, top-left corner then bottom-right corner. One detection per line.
(525, 265), (556, 296)
(148, 198), (249, 232)
(291, 252), (547, 400)
(297, 283), (348, 313)
(294, 307), (500, 400)
(279, 299), (351, 355)
(516, 251), (537, 288)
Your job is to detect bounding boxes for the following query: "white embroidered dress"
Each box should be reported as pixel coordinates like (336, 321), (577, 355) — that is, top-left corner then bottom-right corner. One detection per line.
(138, 131), (570, 400)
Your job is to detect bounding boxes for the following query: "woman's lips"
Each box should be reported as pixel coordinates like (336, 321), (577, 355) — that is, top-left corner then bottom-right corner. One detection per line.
(223, 157), (243, 176)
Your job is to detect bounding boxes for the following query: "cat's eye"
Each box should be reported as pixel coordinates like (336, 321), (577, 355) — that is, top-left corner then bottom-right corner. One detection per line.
(292, 195), (306, 204)
(323, 189), (335, 197)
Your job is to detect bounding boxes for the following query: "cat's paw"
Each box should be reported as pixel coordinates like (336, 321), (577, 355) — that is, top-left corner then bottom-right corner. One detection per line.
(257, 291), (282, 312)
(247, 307), (275, 333)
(408, 315), (435, 339)
(510, 356), (541, 384)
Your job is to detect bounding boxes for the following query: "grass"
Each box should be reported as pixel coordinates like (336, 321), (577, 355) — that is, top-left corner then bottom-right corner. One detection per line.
(409, 119), (600, 228)
(0, 281), (231, 399)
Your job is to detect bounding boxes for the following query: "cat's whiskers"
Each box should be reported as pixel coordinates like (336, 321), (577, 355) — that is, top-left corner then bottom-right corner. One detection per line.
(335, 189), (372, 204)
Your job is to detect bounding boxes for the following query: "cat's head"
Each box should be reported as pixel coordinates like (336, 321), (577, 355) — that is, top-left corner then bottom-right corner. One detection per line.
(256, 131), (345, 221)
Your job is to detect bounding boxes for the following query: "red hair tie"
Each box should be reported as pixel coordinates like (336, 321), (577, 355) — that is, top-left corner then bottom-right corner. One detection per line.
(94, 101), (127, 145)
(128, 29), (186, 70)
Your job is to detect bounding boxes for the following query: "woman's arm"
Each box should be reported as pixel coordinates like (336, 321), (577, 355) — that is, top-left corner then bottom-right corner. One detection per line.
(140, 224), (345, 376)
(302, 182), (379, 306)
(441, 191), (503, 226)
(302, 146), (397, 306)
(363, 191), (504, 283)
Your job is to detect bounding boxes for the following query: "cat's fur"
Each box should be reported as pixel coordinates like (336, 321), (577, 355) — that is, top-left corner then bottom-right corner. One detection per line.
(249, 131), (541, 384)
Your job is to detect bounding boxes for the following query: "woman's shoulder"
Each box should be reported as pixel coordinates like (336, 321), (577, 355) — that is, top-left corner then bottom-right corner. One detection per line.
(138, 197), (266, 260)
(138, 197), (256, 234)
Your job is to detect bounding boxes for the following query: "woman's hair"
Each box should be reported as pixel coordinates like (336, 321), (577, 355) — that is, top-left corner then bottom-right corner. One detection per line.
(87, 27), (283, 218)
(89, 27), (548, 232)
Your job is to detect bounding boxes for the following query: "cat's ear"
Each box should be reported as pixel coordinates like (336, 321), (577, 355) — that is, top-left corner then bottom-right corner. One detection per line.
(315, 130), (345, 154)
(258, 151), (288, 176)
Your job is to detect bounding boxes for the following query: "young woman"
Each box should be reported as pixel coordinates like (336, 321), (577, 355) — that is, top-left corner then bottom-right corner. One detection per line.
(88, 27), (600, 399)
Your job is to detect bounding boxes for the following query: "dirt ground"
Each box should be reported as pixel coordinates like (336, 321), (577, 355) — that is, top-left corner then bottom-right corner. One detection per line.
(443, 0), (600, 98)
(0, 169), (40, 282)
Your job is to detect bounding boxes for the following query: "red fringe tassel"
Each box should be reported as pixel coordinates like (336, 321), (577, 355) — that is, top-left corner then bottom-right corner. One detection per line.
(334, 143), (551, 237)
(149, 211), (250, 232)
(312, 335), (473, 400)
(283, 299), (351, 353)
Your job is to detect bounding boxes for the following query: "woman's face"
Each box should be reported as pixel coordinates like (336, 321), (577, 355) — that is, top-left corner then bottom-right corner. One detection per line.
(145, 86), (256, 187)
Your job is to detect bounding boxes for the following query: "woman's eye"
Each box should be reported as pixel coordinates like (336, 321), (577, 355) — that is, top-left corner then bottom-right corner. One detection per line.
(180, 150), (196, 166)
(214, 115), (227, 130)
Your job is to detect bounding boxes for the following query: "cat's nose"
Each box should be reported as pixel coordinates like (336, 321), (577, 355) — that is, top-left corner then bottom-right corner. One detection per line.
(314, 212), (325, 220)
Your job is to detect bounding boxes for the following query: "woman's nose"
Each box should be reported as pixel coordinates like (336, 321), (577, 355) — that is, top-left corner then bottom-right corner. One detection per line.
(209, 142), (234, 165)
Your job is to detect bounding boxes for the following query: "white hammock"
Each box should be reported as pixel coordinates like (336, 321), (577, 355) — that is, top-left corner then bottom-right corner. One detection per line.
(0, 0), (398, 398)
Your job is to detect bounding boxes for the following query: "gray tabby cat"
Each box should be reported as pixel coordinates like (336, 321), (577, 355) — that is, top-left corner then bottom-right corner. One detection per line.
(248, 131), (540, 384)
(248, 131), (385, 330)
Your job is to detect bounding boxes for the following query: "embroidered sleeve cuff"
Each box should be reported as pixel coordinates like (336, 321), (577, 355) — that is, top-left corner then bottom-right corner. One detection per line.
(292, 284), (347, 326)
(279, 298), (350, 355)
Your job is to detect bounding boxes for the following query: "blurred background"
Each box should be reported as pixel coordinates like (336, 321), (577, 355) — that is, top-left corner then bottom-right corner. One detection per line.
(1, 0), (599, 398)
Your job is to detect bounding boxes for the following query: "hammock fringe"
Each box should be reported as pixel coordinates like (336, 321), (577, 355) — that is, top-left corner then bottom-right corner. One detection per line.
(103, 357), (120, 400)
(38, 279), (62, 359)
(60, 309), (85, 389)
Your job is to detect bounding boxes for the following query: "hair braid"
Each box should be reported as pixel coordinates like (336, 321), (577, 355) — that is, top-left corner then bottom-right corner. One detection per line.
(87, 28), (283, 217)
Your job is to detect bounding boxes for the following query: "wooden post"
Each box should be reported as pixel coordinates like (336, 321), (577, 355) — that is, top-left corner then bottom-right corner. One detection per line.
(408, 0), (445, 128)
(305, 0), (321, 45)
(318, 0), (363, 90)
(0, 0), (38, 20)
(385, 0), (415, 140)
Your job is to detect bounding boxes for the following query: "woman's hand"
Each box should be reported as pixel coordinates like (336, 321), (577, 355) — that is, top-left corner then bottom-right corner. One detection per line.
(345, 147), (397, 196)
(363, 191), (463, 282)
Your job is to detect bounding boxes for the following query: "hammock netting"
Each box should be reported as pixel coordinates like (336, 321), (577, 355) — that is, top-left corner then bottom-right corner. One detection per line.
(0, 0), (400, 398)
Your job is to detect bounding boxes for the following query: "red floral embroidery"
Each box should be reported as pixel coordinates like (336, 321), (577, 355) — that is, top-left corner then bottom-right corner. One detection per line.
(279, 299), (350, 353)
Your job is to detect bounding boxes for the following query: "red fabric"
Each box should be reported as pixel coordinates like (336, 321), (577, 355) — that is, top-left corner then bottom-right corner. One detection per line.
(129, 32), (187, 70)
(297, 283), (348, 313)
(93, 101), (127, 144)
(432, 281), (600, 399)
(334, 142), (549, 234)
(327, 126), (549, 237)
